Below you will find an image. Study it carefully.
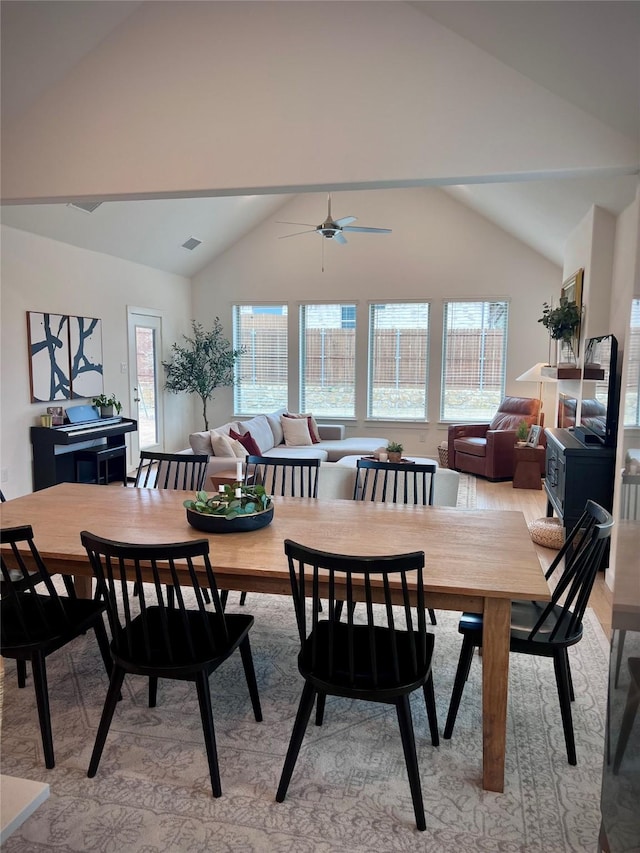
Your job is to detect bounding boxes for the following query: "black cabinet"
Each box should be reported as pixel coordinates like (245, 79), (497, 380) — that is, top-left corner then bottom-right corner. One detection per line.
(544, 428), (615, 536)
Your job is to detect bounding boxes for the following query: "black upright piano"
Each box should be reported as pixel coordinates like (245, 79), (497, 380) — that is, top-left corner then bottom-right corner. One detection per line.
(30, 410), (137, 491)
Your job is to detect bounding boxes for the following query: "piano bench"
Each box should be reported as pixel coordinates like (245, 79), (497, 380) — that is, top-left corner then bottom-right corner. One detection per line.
(75, 445), (127, 486)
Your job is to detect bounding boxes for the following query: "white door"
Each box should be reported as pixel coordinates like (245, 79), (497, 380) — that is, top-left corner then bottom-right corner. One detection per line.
(127, 309), (164, 468)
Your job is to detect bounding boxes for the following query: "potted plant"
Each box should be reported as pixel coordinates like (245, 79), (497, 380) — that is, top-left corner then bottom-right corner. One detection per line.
(516, 420), (529, 446)
(386, 441), (403, 463)
(538, 297), (581, 365)
(92, 393), (122, 418)
(163, 319), (245, 430)
(183, 484), (273, 533)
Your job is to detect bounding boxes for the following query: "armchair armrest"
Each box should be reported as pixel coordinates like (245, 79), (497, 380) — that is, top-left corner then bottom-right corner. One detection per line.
(448, 423), (490, 468)
(485, 429), (518, 480)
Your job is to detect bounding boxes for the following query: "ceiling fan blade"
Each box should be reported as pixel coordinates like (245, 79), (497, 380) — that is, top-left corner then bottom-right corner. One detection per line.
(335, 216), (356, 227)
(342, 226), (392, 234)
(276, 220), (316, 227)
(333, 232), (348, 245)
(278, 229), (318, 239)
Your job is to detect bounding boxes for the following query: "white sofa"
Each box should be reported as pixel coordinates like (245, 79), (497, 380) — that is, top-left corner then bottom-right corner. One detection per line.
(317, 462), (460, 506)
(183, 410), (388, 480)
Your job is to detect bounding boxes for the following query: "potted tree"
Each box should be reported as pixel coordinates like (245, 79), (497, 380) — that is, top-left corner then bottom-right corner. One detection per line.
(163, 319), (245, 430)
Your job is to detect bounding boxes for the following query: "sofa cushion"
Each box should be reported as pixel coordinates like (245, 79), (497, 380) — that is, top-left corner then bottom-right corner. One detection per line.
(212, 420), (240, 437)
(266, 446), (328, 461)
(265, 408), (287, 446)
(285, 412), (321, 443)
(238, 415), (275, 453)
(189, 430), (213, 455)
(281, 415), (313, 447)
(229, 428), (261, 457)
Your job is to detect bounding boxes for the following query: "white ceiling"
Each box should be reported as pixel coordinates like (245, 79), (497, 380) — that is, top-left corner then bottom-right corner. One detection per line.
(1, 1), (638, 276)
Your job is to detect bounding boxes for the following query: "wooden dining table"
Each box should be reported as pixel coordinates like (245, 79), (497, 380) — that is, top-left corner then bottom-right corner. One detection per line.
(0, 482), (550, 794)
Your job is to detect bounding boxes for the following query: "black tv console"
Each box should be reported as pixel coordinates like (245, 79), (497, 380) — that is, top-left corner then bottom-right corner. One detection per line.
(544, 428), (615, 547)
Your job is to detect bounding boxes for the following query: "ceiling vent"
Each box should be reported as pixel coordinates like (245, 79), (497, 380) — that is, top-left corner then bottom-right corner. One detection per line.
(67, 201), (103, 214)
(181, 237), (202, 251)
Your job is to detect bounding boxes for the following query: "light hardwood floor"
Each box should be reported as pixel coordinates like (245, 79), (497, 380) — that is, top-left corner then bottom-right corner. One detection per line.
(475, 478), (612, 635)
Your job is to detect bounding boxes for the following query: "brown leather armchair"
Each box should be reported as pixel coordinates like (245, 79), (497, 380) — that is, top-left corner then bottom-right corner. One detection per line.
(447, 396), (543, 481)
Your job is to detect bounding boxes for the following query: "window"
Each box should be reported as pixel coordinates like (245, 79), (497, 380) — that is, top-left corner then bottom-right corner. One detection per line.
(368, 302), (430, 419)
(233, 305), (288, 414)
(441, 300), (508, 421)
(300, 303), (356, 417)
(624, 298), (640, 427)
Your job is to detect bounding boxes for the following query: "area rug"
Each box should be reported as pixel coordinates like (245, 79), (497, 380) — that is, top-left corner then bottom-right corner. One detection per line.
(1, 593), (609, 852)
(456, 472), (477, 508)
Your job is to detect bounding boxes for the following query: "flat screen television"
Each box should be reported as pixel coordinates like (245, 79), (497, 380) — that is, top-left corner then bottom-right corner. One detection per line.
(572, 334), (620, 448)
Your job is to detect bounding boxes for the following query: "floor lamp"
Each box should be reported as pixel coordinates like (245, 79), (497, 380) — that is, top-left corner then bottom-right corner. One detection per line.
(515, 362), (558, 426)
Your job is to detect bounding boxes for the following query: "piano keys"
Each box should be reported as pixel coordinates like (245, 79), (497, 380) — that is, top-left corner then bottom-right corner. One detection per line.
(30, 417), (137, 491)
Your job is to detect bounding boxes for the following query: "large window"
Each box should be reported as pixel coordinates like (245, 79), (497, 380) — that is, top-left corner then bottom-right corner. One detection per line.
(233, 305), (288, 414)
(300, 303), (356, 417)
(441, 300), (508, 421)
(368, 302), (430, 419)
(624, 298), (640, 427)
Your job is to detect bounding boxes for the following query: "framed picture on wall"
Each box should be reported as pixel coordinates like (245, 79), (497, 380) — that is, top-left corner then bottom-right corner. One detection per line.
(69, 315), (104, 398)
(526, 424), (542, 448)
(561, 268), (584, 353)
(27, 312), (71, 402)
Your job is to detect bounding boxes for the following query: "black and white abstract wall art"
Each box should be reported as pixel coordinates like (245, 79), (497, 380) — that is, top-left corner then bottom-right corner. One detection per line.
(69, 315), (103, 398)
(27, 311), (104, 403)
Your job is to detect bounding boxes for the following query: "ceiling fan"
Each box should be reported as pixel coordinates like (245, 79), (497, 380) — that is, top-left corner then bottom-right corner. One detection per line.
(277, 193), (391, 252)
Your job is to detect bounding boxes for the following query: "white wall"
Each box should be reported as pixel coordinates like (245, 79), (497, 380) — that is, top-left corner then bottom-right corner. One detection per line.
(192, 187), (561, 458)
(0, 225), (193, 497)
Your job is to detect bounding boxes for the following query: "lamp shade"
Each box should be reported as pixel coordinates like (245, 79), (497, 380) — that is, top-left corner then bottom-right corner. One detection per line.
(516, 362), (558, 383)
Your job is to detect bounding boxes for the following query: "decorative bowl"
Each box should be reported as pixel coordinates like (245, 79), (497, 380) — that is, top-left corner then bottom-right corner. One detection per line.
(186, 504), (274, 534)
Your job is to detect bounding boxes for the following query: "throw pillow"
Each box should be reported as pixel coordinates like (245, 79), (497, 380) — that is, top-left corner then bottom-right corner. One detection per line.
(189, 431), (213, 455)
(210, 432), (235, 457)
(280, 414), (313, 447)
(284, 412), (320, 444)
(229, 428), (261, 457)
(265, 408), (286, 446)
(227, 437), (248, 458)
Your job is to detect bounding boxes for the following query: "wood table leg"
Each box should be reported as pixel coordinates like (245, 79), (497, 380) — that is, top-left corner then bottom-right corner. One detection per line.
(481, 596), (511, 792)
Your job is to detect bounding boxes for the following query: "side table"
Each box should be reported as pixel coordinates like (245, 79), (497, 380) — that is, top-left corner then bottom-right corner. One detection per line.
(513, 445), (544, 490)
(209, 469), (241, 491)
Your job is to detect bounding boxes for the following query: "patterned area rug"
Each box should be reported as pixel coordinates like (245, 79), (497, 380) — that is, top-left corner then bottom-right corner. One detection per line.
(2, 591), (608, 852)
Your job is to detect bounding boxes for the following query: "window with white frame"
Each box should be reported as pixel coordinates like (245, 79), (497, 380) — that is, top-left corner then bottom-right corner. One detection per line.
(233, 304), (288, 414)
(367, 302), (430, 420)
(299, 303), (356, 417)
(441, 300), (509, 421)
(624, 298), (640, 427)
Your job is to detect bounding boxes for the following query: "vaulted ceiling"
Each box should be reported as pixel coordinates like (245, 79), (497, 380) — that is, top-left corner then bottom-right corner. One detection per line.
(1, 1), (638, 276)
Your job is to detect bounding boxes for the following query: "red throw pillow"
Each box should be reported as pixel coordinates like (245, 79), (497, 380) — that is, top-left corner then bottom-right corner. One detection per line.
(229, 428), (261, 457)
(284, 412), (321, 444)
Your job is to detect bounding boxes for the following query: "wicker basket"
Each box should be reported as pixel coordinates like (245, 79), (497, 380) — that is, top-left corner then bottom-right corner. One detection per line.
(438, 442), (449, 469)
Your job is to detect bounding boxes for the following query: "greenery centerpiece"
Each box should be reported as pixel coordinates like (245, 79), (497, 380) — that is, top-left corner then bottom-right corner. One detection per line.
(92, 393), (122, 417)
(184, 484), (274, 534)
(538, 297), (581, 365)
(516, 420), (529, 445)
(163, 319), (245, 430)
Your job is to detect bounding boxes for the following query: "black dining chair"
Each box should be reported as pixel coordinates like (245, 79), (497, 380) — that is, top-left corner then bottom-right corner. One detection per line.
(354, 458), (438, 626)
(1, 524), (112, 769)
(234, 455), (321, 608)
(132, 450), (211, 603)
(81, 531), (263, 798)
(133, 450), (209, 491)
(276, 539), (439, 832)
(443, 499), (614, 765)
